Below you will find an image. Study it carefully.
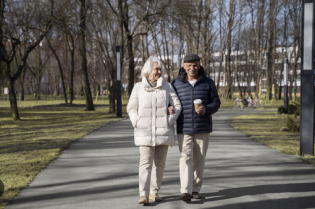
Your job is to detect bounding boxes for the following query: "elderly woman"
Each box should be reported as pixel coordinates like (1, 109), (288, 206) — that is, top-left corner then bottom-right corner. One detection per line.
(127, 56), (181, 204)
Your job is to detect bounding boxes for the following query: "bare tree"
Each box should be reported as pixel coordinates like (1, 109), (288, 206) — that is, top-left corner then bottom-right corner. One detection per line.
(225, 0), (236, 98)
(265, 0), (275, 100)
(48, 38), (68, 104)
(289, 0), (301, 101)
(216, 0), (226, 91)
(89, 1), (120, 113)
(27, 42), (52, 100)
(0, 0), (53, 120)
(278, 0), (289, 99)
(79, 0), (94, 110)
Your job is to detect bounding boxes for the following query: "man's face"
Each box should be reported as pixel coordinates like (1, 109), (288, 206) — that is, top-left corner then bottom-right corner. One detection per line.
(183, 61), (200, 78)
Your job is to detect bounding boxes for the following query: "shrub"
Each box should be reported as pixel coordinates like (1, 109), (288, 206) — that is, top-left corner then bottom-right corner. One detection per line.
(293, 102), (300, 118)
(287, 104), (298, 115)
(278, 106), (288, 115)
(286, 116), (299, 132)
(278, 103), (299, 116)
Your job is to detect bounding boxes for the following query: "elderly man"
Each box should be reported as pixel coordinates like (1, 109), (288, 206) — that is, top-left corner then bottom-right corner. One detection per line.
(171, 54), (221, 202)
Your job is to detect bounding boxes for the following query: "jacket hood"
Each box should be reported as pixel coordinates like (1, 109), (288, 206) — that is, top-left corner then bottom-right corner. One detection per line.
(177, 66), (206, 82)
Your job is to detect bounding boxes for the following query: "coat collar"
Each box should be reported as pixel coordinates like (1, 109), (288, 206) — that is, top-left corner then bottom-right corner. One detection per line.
(142, 76), (165, 91)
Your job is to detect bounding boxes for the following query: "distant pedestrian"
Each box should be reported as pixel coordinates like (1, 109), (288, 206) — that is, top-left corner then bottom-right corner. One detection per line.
(171, 54), (221, 202)
(127, 56), (181, 205)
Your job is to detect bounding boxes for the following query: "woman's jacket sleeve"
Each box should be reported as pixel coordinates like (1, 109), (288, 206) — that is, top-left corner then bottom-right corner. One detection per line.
(127, 83), (139, 128)
(167, 83), (182, 126)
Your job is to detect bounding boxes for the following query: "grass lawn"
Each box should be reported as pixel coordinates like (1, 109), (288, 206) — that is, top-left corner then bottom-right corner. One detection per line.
(0, 94), (305, 208)
(219, 95), (298, 110)
(0, 94), (130, 108)
(228, 112), (315, 166)
(0, 99), (127, 209)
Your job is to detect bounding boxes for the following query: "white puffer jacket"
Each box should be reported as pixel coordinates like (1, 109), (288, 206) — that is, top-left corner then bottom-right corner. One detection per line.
(127, 77), (181, 146)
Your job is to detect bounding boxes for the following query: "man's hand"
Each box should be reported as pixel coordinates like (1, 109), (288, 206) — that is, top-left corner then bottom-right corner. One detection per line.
(197, 106), (206, 115)
(168, 106), (175, 115)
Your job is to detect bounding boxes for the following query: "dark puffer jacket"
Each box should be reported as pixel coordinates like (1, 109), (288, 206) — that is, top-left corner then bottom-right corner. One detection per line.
(171, 66), (221, 134)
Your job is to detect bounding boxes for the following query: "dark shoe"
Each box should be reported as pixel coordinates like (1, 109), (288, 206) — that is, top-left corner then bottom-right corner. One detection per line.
(191, 192), (202, 199)
(179, 193), (191, 202)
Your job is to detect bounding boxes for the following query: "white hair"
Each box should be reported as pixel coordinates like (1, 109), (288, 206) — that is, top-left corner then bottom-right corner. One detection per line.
(140, 56), (164, 78)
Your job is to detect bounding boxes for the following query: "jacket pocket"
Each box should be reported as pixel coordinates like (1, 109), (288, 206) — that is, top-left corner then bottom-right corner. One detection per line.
(132, 115), (139, 128)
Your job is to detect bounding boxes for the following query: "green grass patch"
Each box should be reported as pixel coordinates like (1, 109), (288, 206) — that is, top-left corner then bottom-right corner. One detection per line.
(219, 96), (298, 110)
(228, 112), (315, 166)
(0, 94), (130, 108)
(0, 100), (127, 208)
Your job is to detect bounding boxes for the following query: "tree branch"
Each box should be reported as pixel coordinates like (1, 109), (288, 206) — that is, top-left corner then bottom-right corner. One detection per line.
(105, 0), (118, 16)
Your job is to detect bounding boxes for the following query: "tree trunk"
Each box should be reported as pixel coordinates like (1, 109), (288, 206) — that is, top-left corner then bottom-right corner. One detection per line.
(291, 0), (301, 101)
(109, 82), (116, 113)
(140, 22), (146, 64)
(162, 20), (171, 82)
(217, 5), (223, 91)
(256, 0), (265, 99)
(200, 1), (211, 77)
(271, 14), (276, 99)
(226, 0), (234, 99)
(35, 72), (44, 100)
(18, 66), (26, 101)
(127, 35), (135, 96)
(193, 0), (202, 54)
(48, 40), (68, 104)
(54, 78), (59, 96)
(70, 63), (74, 104)
(266, 0), (274, 100)
(68, 32), (75, 104)
(7, 65), (19, 120)
(79, 0), (94, 110)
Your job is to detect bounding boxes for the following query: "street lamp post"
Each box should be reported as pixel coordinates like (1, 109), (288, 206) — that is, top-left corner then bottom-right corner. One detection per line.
(116, 45), (122, 117)
(283, 58), (289, 108)
(300, 0), (314, 155)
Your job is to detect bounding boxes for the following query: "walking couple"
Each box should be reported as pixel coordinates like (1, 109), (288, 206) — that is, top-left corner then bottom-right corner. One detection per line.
(127, 54), (221, 204)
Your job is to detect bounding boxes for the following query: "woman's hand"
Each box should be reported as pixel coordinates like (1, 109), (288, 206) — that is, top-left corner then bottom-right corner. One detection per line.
(167, 106), (175, 115)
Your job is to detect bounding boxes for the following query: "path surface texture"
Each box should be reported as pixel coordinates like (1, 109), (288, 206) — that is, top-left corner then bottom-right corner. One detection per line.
(6, 109), (315, 209)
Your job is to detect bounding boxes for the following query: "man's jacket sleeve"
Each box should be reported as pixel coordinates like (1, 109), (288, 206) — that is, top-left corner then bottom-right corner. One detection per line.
(205, 80), (221, 116)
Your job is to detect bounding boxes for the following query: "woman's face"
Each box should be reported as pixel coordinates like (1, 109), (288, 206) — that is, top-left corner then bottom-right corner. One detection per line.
(148, 62), (162, 81)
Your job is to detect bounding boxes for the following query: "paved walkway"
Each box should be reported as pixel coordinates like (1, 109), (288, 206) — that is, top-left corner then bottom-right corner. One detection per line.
(6, 109), (315, 209)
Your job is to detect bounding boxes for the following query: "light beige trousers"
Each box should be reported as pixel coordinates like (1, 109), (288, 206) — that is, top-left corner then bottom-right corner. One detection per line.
(178, 133), (210, 194)
(139, 145), (168, 197)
